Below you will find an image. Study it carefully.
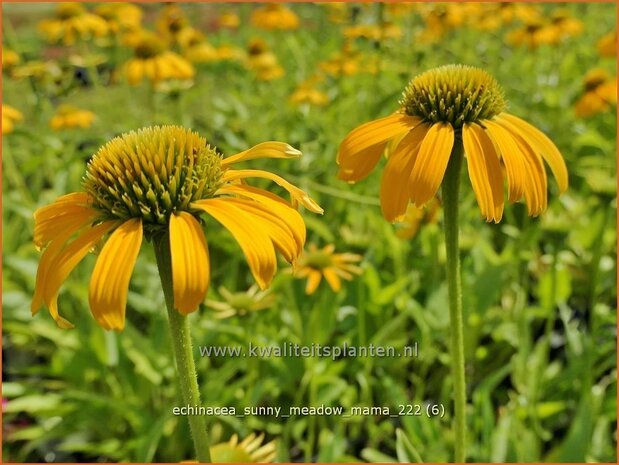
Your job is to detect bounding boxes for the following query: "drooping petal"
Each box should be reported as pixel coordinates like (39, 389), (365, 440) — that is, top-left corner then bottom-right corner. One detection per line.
(337, 113), (420, 182)
(41, 221), (118, 328)
(89, 219), (143, 331)
(222, 169), (323, 213)
(494, 119), (547, 215)
(216, 184), (306, 252)
(483, 120), (527, 203)
(462, 123), (505, 222)
(193, 198), (276, 289)
(305, 269), (322, 295)
(33, 192), (97, 248)
(498, 113), (568, 192)
(323, 267), (342, 292)
(170, 212), (210, 315)
(221, 142), (302, 167)
(380, 122), (430, 221)
(408, 123), (455, 207)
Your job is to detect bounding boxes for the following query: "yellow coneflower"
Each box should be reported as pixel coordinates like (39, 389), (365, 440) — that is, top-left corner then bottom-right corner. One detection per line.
(548, 8), (583, 39)
(218, 11), (240, 29)
(506, 20), (557, 50)
(206, 285), (276, 319)
(155, 3), (189, 45)
(246, 38), (284, 81)
(177, 27), (218, 64)
(94, 2), (142, 35)
(2, 48), (20, 71)
(574, 68), (617, 118)
(597, 31), (617, 57)
(418, 4), (465, 43)
(337, 64), (568, 223)
(210, 433), (277, 463)
(2, 104), (23, 134)
(49, 105), (96, 130)
(38, 2), (108, 45)
(32, 125), (321, 330)
(294, 244), (362, 295)
(123, 31), (195, 85)
(251, 4), (299, 31)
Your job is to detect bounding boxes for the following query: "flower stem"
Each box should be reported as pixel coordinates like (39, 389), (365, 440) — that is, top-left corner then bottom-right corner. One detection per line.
(441, 138), (466, 462)
(153, 235), (212, 463)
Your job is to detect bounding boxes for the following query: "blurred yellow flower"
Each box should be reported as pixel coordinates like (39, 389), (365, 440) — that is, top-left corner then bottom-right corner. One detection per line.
(2, 104), (23, 134)
(394, 198), (441, 240)
(94, 2), (142, 34)
(219, 11), (240, 29)
(155, 3), (189, 45)
(597, 31), (617, 57)
(251, 4), (299, 31)
(38, 2), (108, 45)
(322, 3), (348, 24)
(177, 28), (218, 64)
(32, 126), (321, 329)
(49, 105), (96, 130)
(290, 86), (329, 107)
(210, 433), (277, 463)
(338, 65), (568, 222)
(2, 48), (20, 71)
(11, 60), (62, 82)
(549, 9), (583, 39)
(246, 38), (284, 81)
(206, 285), (276, 319)
(506, 20), (558, 49)
(418, 4), (465, 43)
(215, 45), (246, 62)
(123, 31), (195, 85)
(294, 244), (362, 295)
(574, 69), (617, 118)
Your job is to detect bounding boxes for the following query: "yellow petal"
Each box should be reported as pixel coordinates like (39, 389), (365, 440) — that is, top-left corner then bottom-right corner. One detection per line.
(33, 193), (96, 247)
(408, 123), (455, 207)
(498, 113), (568, 192)
(337, 113), (420, 182)
(305, 269), (322, 294)
(463, 123), (505, 222)
(170, 212), (210, 315)
(193, 199), (276, 289)
(216, 184), (306, 253)
(483, 120), (527, 203)
(380, 122), (430, 221)
(89, 219), (143, 331)
(323, 267), (342, 292)
(221, 142), (302, 167)
(222, 169), (323, 214)
(43, 221), (117, 328)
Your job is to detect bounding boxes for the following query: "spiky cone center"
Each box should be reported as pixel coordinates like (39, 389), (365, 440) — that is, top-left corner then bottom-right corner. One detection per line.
(400, 64), (507, 128)
(84, 126), (223, 238)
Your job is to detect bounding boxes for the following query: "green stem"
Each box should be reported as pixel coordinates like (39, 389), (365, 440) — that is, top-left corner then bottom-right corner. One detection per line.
(153, 236), (212, 463)
(441, 138), (466, 462)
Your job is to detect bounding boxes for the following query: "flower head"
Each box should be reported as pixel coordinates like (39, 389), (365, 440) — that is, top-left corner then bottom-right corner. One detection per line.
(597, 31), (617, 57)
(251, 4), (299, 31)
(49, 105), (96, 130)
(210, 433), (276, 463)
(206, 285), (276, 319)
(574, 68), (617, 118)
(337, 64), (568, 223)
(294, 244), (362, 294)
(38, 2), (108, 45)
(123, 31), (194, 85)
(2, 48), (20, 72)
(94, 3), (142, 34)
(32, 126), (321, 330)
(218, 12), (240, 29)
(2, 105), (23, 134)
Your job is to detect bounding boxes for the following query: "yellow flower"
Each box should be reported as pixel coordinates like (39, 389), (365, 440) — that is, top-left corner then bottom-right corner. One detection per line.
(215, 45), (245, 62)
(177, 28), (218, 64)
(123, 31), (195, 85)
(210, 433), (277, 463)
(94, 2), (142, 34)
(246, 39), (284, 81)
(574, 69), (617, 118)
(290, 86), (329, 107)
(205, 285), (276, 319)
(418, 4), (465, 43)
(395, 198), (441, 240)
(2, 104), (23, 134)
(49, 105), (96, 130)
(218, 11), (240, 29)
(32, 126), (321, 330)
(322, 3), (349, 24)
(548, 9), (583, 39)
(38, 2), (108, 45)
(506, 20), (558, 49)
(294, 244), (362, 295)
(597, 31), (617, 57)
(251, 4), (299, 31)
(2, 48), (20, 71)
(337, 65), (568, 223)
(155, 3), (189, 45)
